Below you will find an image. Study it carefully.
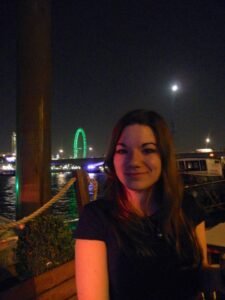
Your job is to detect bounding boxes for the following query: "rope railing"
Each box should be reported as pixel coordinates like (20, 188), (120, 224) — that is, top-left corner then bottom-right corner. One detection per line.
(0, 175), (222, 232)
(0, 177), (76, 232)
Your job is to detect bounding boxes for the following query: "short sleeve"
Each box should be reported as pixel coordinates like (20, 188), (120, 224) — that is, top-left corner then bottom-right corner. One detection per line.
(182, 192), (206, 226)
(74, 201), (107, 241)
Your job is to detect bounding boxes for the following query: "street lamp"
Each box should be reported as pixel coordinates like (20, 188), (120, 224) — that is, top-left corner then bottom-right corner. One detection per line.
(58, 148), (64, 159)
(170, 83), (179, 135)
(88, 146), (94, 158)
(205, 137), (211, 149)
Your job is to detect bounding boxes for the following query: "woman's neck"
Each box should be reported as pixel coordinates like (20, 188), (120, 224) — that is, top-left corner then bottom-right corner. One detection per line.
(125, 189), (157, 216)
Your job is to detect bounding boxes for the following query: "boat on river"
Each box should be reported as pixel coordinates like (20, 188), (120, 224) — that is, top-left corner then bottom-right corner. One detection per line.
(176, 152), (224, 185)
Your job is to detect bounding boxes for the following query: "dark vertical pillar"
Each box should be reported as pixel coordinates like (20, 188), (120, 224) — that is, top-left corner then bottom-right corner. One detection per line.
(16, 0), (52, 218)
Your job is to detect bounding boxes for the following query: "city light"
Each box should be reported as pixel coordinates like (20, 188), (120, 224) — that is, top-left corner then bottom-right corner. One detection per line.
(205, 137), (211, 144)
(205, 137), (211, 149)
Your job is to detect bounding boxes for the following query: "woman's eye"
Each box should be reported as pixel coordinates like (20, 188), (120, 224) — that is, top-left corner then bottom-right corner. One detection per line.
(142, 148), (158, 154)
(115, 148), (127, 154)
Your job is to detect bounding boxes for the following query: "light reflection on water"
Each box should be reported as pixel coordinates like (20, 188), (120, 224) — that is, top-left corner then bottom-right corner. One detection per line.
(0, 172), (106, 221)
(51, 172), (78, 222)
(0, 176), (16, 220)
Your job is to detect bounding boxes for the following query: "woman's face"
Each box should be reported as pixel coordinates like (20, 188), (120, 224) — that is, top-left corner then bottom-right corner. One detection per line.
(113, 124), (162, 194)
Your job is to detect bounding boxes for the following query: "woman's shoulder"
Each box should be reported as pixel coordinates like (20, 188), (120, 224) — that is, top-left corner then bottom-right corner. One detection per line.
(74, 198), (113, 240)
(83, 197), (113, 214)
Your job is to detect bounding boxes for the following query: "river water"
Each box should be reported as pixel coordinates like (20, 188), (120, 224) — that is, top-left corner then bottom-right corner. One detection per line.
(0, 172), (106, 222)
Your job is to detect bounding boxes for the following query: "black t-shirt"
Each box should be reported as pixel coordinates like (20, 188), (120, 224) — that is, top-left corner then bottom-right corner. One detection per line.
(74, 197), (205, 300)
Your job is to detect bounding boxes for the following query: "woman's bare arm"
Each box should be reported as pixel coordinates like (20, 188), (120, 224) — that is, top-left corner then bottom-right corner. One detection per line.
(75, 239), (109, 300)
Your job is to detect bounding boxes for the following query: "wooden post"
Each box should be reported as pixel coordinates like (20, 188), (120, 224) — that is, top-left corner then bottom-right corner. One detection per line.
(16, 0), (52, 218)
(74, 170), (90, 215)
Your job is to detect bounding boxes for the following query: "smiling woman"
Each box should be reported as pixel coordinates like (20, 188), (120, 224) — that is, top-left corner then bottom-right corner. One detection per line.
(113, 124), (162, 215)
(74, 110), (224, 300)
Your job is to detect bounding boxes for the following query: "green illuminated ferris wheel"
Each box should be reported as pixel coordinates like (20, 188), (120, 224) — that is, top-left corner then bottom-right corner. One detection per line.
(73, 128), (87, 158)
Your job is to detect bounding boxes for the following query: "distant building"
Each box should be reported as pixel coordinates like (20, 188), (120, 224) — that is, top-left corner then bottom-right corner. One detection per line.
(11, 132), (16, 155)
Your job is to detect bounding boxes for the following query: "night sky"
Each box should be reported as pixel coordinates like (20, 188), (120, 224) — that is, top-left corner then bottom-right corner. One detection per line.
(1, 0), (225, 157)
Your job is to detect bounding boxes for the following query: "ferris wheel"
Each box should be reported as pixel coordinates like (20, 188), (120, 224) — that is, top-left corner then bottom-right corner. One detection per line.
(73, 128), (87, 159)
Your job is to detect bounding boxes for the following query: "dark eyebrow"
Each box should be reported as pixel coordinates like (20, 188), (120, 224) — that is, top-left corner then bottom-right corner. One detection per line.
(142, 142), (157, 147)
(116, 142), (127, 147)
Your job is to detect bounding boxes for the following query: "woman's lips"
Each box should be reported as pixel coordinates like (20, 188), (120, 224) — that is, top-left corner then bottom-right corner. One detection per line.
(125, 172), (148, 177)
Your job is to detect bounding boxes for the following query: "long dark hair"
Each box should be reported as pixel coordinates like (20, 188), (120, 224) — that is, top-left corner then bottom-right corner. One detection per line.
(104, 109), (202, 265)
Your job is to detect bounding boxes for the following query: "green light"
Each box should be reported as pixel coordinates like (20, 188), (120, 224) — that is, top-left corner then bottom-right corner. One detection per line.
(15, 173), (20, 218)
(15, 174), (19, 197)
(73, 128), (87, 158)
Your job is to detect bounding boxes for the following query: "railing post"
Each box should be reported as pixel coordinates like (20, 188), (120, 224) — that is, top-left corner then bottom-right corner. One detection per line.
(74, 170), (90, 215)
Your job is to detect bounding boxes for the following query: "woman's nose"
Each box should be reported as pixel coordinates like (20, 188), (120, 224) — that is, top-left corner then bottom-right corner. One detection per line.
(127, 150), (142, 166)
